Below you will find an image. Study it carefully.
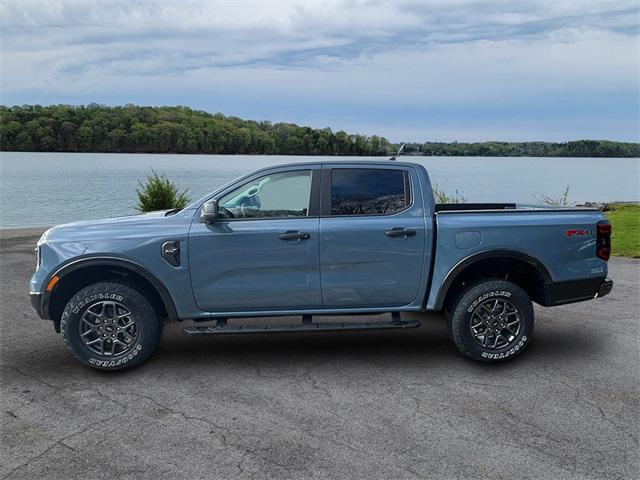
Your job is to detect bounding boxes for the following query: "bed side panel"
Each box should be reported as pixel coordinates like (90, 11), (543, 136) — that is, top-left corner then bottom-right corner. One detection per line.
(426, 210), (608, 310)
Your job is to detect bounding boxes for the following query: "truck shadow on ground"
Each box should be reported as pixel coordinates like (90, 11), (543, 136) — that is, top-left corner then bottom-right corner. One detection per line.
(141, 315), (606, 372)
(4, 312), (607, 382)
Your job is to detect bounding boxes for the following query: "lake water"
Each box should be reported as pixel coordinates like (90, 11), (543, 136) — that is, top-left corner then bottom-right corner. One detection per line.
(0, 152), (638, 229)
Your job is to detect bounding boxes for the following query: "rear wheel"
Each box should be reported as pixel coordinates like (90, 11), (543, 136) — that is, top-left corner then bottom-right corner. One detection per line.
(446, 279), (533, 362)
(60, 282), (162, 370)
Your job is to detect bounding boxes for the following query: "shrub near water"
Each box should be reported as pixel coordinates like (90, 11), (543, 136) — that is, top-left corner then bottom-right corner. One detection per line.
(136, 170), (190, 212)
(433, 184), (467, 203)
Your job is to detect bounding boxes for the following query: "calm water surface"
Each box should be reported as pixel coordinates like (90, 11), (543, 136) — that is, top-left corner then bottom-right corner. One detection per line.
(0, 152), (638, 228)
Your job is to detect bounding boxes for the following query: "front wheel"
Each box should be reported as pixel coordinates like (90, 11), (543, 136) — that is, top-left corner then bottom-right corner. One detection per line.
(446, 279), (534, 362)
(60, 282), (163, 370)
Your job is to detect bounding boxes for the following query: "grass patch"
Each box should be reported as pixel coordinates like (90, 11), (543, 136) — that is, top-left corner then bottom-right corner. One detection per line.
(605, 204), (640, 258)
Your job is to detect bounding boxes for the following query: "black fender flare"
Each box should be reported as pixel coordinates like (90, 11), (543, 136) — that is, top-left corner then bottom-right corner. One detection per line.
(433, 249), (553, 310)
(42, 255), (179, 321)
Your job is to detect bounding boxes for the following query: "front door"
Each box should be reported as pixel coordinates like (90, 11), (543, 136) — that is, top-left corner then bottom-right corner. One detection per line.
(189, 168), (322, 312)
(319, 166), (426, 308)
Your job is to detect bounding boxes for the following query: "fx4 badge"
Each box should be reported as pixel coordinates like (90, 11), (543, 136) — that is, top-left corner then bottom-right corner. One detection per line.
(162, 240), (180, 266)
(566, 229), (593, 238)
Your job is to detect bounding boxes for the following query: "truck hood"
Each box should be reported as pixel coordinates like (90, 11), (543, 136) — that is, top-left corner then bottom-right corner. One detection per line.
(39, 209), (194, 244)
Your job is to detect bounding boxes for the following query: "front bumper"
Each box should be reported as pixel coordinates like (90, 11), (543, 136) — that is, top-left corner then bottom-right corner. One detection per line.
(30, 293), (45, 319)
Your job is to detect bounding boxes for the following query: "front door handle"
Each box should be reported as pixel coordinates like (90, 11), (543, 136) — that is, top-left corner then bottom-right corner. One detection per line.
(385, 228), (416, 238)
(278, 230), (311, 241)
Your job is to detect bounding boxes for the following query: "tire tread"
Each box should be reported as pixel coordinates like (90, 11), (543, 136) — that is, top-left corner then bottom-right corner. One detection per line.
(447, 278), (533, 362)
(60, 281), (162, 370)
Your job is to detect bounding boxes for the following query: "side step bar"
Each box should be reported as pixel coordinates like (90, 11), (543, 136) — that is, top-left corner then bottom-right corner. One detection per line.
(184, 314), (420, 336)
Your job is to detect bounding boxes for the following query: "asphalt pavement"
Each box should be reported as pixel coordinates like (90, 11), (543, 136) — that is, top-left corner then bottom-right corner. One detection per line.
(1, 228), (638, 479)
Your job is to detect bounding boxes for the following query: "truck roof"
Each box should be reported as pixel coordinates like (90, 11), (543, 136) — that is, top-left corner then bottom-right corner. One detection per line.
(264, 159), (422, 169)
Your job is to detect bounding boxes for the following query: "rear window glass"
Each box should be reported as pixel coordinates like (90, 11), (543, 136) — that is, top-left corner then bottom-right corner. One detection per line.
(331, 169), (410, 216)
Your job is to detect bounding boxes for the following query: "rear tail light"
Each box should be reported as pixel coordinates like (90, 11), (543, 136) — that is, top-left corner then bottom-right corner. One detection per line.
(596, 222), (612, 261)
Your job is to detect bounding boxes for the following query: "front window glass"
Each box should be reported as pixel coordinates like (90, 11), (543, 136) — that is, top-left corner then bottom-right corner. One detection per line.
(219, 170), (312, 219)
(331, 169), (409, 215)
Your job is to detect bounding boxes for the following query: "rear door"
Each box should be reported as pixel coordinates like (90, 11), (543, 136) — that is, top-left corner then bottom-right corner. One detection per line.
(319, 165), (426, 308)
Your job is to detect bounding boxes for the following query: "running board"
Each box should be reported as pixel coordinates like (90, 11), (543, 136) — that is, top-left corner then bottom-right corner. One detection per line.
(184, 316), (420, 336)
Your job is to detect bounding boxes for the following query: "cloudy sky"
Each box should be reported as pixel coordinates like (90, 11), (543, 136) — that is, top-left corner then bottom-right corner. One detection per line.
(1, 0), (638, 142)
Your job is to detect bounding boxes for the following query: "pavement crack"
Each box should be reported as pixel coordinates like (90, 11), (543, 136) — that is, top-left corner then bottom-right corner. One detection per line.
(1, 407), (126, 480)
(557, 379), (640, 446)
(300, 356), (334, 398)
(6, 382), (76, 418)
(115, 389), (233, 446)
(3, 365), (59, 389)
(243, 356), (334, 398)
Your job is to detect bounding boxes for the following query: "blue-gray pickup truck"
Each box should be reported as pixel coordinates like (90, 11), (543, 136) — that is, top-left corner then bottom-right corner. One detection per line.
(30, 160), (613, 370)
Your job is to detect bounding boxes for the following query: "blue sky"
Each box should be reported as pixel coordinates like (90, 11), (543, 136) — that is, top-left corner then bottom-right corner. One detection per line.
(1, 0), (638, 142)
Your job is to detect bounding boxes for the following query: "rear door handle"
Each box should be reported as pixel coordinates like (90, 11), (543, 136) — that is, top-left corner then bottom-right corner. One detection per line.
(278, 230), (310, 241)
(385, 228), (416, 237)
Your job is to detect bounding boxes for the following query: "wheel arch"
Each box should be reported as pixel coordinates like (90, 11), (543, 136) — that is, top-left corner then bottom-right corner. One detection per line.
(43, 256), (179, 326)
(434, 250), (553, 310)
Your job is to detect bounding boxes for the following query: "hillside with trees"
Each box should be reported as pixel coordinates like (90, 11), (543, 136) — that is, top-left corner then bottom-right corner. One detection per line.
(0, 104), (391, 156)
(1, 104), (638, 157)
(402, 140), (639, 158)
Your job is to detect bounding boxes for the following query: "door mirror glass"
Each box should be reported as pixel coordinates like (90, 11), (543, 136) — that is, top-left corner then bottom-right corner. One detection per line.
(199, 199), (219, 224)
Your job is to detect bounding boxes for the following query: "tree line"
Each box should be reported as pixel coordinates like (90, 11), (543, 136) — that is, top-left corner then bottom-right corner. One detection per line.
(402, 140), (639, 158)
(1, 104), (638, 157)
(0, 104), (391, 156)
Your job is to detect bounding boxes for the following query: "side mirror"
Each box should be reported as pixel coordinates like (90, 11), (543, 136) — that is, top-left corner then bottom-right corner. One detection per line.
(199, 200), (219, 224)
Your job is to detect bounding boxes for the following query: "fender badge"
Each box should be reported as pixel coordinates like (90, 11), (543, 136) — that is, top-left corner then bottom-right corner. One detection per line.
(162, 241), (180, 267)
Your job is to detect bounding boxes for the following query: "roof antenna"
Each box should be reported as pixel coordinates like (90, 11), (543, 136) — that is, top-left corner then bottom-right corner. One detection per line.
(389, 143), (405, 161)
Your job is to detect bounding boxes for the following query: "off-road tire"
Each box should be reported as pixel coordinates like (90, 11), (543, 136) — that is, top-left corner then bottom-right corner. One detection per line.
(446, 279), (534, 362)
(60, 282), (162, 370)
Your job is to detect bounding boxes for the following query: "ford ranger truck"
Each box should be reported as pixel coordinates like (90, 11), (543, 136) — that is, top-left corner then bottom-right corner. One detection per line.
(30, 161), (613, 370)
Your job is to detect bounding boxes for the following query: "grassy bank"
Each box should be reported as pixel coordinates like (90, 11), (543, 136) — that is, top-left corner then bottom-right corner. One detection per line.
(605, 204), (640, 258)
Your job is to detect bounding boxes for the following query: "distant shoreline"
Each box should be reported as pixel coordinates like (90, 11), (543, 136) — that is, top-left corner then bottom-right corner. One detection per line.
(1, 151), (639, 159)
(2, 105), (639, 158)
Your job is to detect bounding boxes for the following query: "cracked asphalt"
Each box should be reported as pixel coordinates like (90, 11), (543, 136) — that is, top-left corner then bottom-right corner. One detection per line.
(1, 228), (639, 479)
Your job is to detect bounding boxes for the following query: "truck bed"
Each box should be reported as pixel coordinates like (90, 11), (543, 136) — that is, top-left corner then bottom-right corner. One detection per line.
(434, 203), (599, 213)
(435, 203), (516, 211)
(426, 207), (608, 310)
